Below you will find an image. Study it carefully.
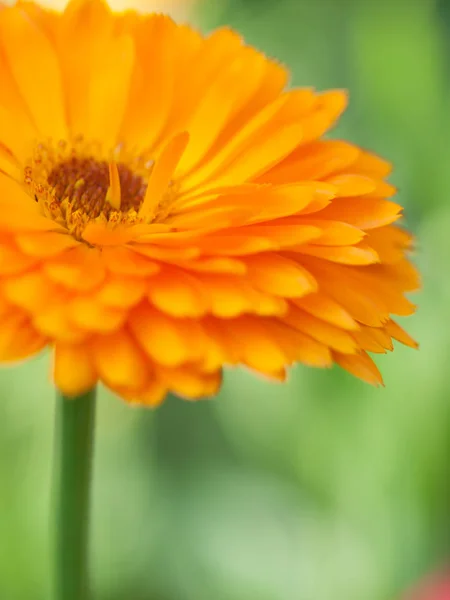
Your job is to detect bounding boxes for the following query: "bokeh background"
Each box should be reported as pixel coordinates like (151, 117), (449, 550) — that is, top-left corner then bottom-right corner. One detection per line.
(0, 0), (449, 598)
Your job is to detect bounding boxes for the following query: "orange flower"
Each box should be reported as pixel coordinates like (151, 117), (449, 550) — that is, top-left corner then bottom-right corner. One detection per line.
(0, 0), (418, 405)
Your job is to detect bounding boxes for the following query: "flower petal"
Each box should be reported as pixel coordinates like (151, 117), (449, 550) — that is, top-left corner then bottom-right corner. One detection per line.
(284, 306), (357, 354)
(318, 197), (403, 229)
(0, 311), (47, 361)
(385, 319), (418, 349)
(147, 266), (209, 317)
(129, 304), (205, 367)
(15, 232), (79, 257)
(0, 6), (67, 139)
(244, 253), (317, 297)
(44, 246), (106, 291)
(3, 270), (66, 313)
(293, 292), (359, 331)
(333, 350), (384, 386)
(91, 329), (149, 390)
(53, 343), (97, 397)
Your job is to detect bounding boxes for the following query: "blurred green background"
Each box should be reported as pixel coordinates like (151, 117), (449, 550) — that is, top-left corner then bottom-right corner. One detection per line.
(0, 0), (449, 598)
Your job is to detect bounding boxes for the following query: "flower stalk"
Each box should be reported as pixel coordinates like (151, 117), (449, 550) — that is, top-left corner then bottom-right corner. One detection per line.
(53, 388), (97, 600)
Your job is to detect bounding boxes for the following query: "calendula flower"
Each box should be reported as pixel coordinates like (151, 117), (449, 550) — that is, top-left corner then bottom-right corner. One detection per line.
(0, 0), (418, 406)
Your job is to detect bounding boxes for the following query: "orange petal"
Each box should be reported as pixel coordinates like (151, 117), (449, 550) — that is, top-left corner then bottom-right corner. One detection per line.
(119, 15), (178, 151)
(158, 366), (222, 399)
(0, 241), (39, 275)
(0, 174), (57, 232)
(0, 145), (22, 180)
(201, 317), (243, 366)
(293, 292), (359, 331)
(0, 311), (47, 362)
(15, 2), (59, 42)
(15, 232), (79, 257)
(206, 123), (304, 190)
(352, 325), (393, 354)
(262, 318), (333, 368)
(139, 132), (190, 220)
(0, 104), (32, 173)
(147, 267), (208, 317)
(94, 275), (147, 309)
(104, 161), (121, 210)
(297, 243), (380, 265)
(44, 246), (106, 291)
(178, 257), (247, 275)
(175, 182), (265, 210)
(195, 234), (277, 256)
(102, 246), (161, 276)
(91, 329), (149, 391)
(334, 350), (384, 386)
(157, 27), (242, 143)
(260, 140), (360, 184)
(365, 226), (413, 264)
(53, 343), (97, 397)
(0, 294), (13, 318)
(227, 224), (322, 248)
(0, 33), (37, 163)
(338, 263), (417, 317)
(133, 228), (206, 246)
(199, 273), (287, 317)
(302, 257), (390, 326)
(129, 304), (205, 367)
(370, 260), (420, 293)
(0, 5), (67, 139)
(241, 183), (335, 223)
(178, 46), (267, 173)
(86, 33), (134, 147)
(82, 223), (137, 246)
(0, 208), (58, 232)
(351, 150), (392, 178)
(300, 90), (348, 143)
(385, 319), (418, 349)
(325, 174), (376, 197)
(33, 302), (89, 343)
(68, 296), (126, 332)
(224, 317), (289, 373)
(319, 197), (403, 230)
(58, 0), (134, 146)
(3, 269), (66, 313)
(283, 306), (357, 354)
(178, 92), (292, 192)
(57, 0), (112, 133)
(301, 220), (365, 246)
(164, 204), (254, 230)
(134, 244), (200, 262)
(218, 55), (288, 145)
(244, 253), (317, 298)
(119, 378), (168, 408)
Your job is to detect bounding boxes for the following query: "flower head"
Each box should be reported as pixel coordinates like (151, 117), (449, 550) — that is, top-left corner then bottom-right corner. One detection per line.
(0, 0), (418, 405)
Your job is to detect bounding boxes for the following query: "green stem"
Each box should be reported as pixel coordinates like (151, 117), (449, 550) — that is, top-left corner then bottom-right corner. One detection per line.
(53, 388), (97, 600)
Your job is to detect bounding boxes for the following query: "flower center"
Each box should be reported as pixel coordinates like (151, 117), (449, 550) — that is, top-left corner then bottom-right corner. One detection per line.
(47, 156), (147, 219)
(24, 138), (175, 241)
